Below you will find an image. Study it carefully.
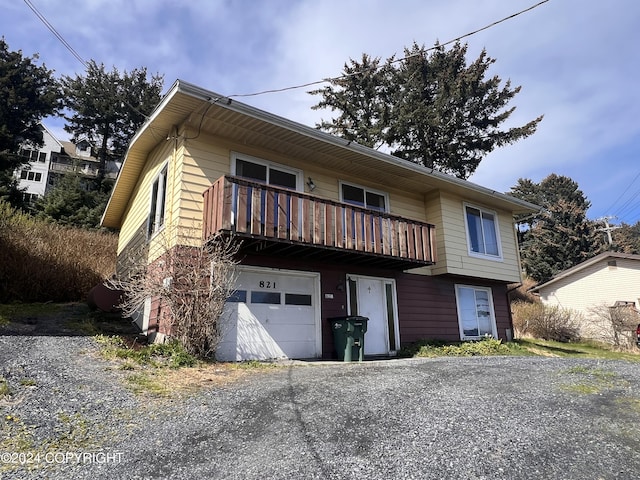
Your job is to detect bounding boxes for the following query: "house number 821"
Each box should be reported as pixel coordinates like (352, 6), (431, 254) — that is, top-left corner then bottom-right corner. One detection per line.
(259, 281), (276, 289)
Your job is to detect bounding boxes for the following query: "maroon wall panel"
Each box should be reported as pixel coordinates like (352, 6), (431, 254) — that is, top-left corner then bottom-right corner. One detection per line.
(239, 254), (514, 357)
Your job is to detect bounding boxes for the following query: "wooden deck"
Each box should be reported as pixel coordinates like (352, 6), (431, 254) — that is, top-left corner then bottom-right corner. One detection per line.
(203, 176), (436, 268)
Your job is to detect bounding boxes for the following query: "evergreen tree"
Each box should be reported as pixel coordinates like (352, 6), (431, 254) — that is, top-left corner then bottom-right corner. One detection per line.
(610, 222), (640, 254)
(0, 39), (61, 203)
(311, 54), (392, 149)
(510, 174), (605, 283)
(61, 61), (163, 179)
(310, 42), (542, 179)
(35, 174), (113, 229)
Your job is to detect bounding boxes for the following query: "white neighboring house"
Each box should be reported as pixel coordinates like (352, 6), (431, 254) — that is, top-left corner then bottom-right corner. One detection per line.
(531, 252), (640, 341)
(15, 124), (119, 203)
(15, 124), (62, 203)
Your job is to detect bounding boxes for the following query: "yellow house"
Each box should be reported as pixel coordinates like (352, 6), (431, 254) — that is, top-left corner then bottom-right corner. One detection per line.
(102, 79), (538, 360)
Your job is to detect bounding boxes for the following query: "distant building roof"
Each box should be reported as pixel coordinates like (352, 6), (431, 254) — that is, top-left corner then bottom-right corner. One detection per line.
(60, 141), (98, 162)
(530, 251), (640, 292)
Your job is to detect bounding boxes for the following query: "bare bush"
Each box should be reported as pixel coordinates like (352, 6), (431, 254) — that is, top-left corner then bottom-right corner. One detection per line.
(586, 303), (639, 348)
(110, 228), (239, 359)
(511, 301), (581, 342)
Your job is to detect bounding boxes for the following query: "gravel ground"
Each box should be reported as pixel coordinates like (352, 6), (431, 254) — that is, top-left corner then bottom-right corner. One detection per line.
(2, 308), (640, 479)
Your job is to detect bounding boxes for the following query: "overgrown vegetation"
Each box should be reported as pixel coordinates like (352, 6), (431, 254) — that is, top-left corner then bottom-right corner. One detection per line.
(0, 201), (116, 302)
(400, 337), (529, 358)
(517, 338), (640, 362)
(92, 333), (272, 397)
(94, 334), (197, 369)
(511, 301), (581, 342)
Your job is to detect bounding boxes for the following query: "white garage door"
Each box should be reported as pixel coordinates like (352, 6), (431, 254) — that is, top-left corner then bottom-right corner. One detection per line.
(217, 268), (320, 361)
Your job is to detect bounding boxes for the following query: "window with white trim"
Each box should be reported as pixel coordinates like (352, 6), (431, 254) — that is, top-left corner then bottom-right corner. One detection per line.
(231, 153), (300, 190)
(340, 182), (388, 212)
(464, 204), (501, 259)
(148, 164), (167, 238)
(455, 285), (497, 340)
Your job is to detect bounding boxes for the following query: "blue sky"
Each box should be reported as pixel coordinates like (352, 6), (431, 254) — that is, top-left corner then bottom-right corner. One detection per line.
(2, 0), (640, 224)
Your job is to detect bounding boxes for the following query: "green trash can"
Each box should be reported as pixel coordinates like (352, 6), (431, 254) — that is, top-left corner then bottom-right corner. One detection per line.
(329, 316), (368, 362)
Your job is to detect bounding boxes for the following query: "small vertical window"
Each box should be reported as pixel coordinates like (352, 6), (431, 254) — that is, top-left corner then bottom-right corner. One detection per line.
(148, 165), (168, 238)
(38, 152), (46, 162)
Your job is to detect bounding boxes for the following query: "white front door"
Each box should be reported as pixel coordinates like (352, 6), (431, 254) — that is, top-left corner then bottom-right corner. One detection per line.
(347, 275), (399, 355)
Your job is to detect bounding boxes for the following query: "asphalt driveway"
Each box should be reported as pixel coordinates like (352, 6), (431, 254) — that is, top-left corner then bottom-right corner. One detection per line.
(1, 312), (640, 479)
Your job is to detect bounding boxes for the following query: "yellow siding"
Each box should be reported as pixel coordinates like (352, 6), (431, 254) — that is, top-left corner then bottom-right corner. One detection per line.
(119, 128), (523, 285)
(169, 131), (430, 247)
(117, 138), (178, 259)
(424, 191), (522, 283)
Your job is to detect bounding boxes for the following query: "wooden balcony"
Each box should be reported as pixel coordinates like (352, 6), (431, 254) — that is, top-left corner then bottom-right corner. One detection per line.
(202, 176), (436, 269)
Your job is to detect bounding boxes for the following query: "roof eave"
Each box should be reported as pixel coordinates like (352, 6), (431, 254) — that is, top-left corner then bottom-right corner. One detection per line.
(102, 79), (541, 228)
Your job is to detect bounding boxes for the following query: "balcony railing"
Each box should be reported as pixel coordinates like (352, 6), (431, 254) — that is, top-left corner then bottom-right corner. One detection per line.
(202, 176), (436, 267)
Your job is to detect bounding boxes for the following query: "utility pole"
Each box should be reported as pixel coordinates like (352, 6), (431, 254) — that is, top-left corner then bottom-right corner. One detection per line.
(596, 216), (619, 246)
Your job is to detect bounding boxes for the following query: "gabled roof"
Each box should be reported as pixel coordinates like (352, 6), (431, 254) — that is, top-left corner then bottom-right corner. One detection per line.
(59, 141), (99, 162)
(101, 79), (541, 229)
(530, 251), (640, 292)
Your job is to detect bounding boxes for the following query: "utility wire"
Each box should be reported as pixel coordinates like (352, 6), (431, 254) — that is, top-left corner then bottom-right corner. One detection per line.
(23, 0), (88, 69)
(229, 0), (550, 98)
(602, 169), (640, 216)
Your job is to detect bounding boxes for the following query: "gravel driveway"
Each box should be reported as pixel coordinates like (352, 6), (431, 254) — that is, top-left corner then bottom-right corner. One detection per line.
(1, 308), (640, 479)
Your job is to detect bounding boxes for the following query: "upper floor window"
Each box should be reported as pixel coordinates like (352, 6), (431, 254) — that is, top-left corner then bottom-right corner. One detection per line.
(20, 170), (42, 182)
(148, 164), (167, 238)
(19, 149), (45, 162)
(340, 182), (388, 212)
(464, 203), (502, 259)
(231, 153), (300, 190)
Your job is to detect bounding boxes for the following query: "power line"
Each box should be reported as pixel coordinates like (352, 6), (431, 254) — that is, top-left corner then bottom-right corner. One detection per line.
(22, 0), (88, 69)
(603, 169), (640, 215)
(228, 0), (551, 98)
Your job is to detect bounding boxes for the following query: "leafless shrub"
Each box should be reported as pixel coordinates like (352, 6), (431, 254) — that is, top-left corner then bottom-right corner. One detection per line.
(109, 227), (239, 359)
(511, 301), (581, 342)
(586, 303), (639, 348)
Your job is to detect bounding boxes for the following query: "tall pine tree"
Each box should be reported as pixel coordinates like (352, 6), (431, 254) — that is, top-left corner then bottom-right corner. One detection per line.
(510, 174), (605, 283)
(310, 42), (542, 179)
(61, 61), (163, 180)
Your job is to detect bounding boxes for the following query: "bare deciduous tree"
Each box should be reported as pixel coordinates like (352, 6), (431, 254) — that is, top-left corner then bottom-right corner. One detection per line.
(587, 303), (639, 348)
(109, 228), (239, 358)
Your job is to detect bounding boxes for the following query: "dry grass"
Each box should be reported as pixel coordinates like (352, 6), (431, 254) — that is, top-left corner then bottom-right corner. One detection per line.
(508, 276), (539, 303)
(0, 201), (117, 302)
